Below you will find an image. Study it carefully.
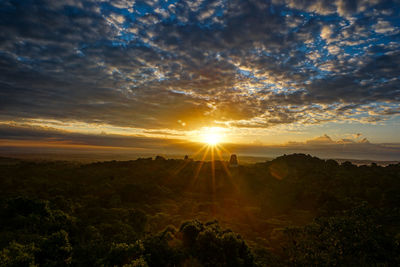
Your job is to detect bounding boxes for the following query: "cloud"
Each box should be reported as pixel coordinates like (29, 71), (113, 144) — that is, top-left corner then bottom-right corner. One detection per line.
(0, 123), (187, 152)
(320, 25), (334, 42)
(373, 19), (398, 34)
(0, 0), (399, 132)
(277, 0), (385, 17)
(226, 134), (400, 161)
(306, 134), (334, 144)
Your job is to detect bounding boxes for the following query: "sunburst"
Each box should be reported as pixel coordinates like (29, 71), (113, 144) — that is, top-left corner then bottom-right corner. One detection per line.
(201, 127), (224, 146)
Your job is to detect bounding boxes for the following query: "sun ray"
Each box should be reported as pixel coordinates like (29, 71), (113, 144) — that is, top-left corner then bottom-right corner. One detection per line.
(161, 145), (208, 186)
(215, 145), (232, 178)
(211, 145), (216, 215)
(215, 145), (259, 228)
(188, 145), (210, 190)
(218, 144), (231, 154)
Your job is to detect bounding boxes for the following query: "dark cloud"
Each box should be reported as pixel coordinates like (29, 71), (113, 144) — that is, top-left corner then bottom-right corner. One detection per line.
(0, 123), (183, 150)
(0, 0), (399, 130)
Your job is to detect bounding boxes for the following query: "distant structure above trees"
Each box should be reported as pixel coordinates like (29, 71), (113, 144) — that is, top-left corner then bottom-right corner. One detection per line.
(155, 155), (166, 161)
(229, 154), (238, 167)
(184, 155), (193, 162)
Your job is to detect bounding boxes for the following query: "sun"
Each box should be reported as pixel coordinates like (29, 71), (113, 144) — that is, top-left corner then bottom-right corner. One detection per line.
(201, 127), (224, 146)
(203, 132), (221, 145)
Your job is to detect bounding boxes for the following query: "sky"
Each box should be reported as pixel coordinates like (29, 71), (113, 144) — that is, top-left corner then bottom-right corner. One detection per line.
(0, 0), (400, 160)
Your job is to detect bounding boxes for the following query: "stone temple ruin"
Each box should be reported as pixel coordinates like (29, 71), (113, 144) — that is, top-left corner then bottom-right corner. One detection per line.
(229, 154), (238, 167)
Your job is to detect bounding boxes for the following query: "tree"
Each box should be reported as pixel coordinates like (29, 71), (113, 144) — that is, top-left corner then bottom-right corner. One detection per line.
(36, 230), (72, 267)
(180, 220), (255, 267)
(102, 241), (145, 267)
(0, 241), (37, 267)
(284, 203), (399, 266)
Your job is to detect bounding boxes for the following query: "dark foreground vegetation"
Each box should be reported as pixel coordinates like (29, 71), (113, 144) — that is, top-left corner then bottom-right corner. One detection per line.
(0, 154), (399, 266)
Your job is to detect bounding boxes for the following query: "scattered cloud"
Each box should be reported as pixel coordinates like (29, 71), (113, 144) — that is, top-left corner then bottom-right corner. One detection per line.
(0, 0), (399, 147)
(373, 19), (398, 34)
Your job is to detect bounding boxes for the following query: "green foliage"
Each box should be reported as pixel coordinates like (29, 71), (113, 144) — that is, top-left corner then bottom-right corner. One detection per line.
(180, 220), (255, 267)
(143, 226), (182, 267)
(0, 197), (72, 236)
(36, 230), (72, 267)
(180, 220), (204, 248)
(127, 209), (147, 236)
(284, 203), (400, 266)
(0, 241), (37, 267)
(123, 256), (149, 267)
(0, 154), (399, 266)
(0, 197), (74, 266)
(102, 241), (144, 267)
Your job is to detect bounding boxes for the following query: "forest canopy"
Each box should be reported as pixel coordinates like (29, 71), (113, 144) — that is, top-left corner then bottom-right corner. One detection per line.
(0, 154), (399, 266)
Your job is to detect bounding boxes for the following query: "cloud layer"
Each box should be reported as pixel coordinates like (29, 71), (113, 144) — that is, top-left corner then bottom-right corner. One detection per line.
(0, 0), (400, 131)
